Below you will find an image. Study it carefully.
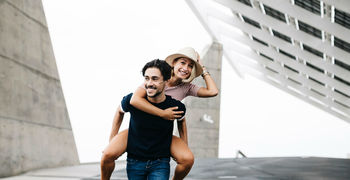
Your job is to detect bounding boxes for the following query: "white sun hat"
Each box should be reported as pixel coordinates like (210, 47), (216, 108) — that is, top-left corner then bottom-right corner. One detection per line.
(165, 47), (203, 83)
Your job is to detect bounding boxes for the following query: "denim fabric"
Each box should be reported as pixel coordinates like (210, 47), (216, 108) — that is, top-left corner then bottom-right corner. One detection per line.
(126, 157), (170, 180)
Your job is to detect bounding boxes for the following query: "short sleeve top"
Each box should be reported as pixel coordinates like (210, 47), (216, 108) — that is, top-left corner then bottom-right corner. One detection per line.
(121, 93), (186, 160)
(164, 83), (201, 101)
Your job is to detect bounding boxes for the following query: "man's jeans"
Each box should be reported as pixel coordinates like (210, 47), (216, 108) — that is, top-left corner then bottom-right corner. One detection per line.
(126, 157), (170, 180)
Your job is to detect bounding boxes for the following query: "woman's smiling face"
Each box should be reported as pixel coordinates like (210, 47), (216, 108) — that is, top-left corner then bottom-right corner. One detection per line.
(172, 57), (194, 80)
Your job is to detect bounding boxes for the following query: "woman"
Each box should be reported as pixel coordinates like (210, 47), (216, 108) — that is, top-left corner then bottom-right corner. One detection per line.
(102, 47), (218, 180)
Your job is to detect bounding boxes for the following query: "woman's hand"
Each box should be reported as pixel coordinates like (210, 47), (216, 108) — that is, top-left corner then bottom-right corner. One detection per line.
(196, 52), (203, 66)
(161, 106), (184, 120)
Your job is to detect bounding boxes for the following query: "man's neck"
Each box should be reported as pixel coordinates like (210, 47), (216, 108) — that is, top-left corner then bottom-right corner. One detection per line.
(147, 93), (166, 104)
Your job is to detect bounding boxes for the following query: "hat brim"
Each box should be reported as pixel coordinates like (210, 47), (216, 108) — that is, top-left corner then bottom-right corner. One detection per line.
(165, 54), (203, 78)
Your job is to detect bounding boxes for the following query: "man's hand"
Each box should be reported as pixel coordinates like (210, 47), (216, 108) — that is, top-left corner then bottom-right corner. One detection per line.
(161, 106), (184, 120)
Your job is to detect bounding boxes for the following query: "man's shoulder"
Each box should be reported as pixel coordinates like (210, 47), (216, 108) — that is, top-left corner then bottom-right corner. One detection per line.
(165, 95), (185, 108)
(121, 93), (133, 112)
(165, 94), (181, 102)
(121, 93), (133, 103)
(123, 93), (133, 100)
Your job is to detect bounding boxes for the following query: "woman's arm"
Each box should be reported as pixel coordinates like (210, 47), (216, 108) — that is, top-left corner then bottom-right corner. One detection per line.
(195, 53), (219, 97)
(109, 106), (124, 142)
(196, 66), (219, 97)
(130, 86), (183, 120)
(177, 118), (188, 145)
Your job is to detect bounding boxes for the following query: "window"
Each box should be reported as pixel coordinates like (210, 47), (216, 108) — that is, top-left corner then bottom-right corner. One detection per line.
(279, 49), (296, 60)
(237, 0), (252, 7)
(264, 5), (286, 23)
(252, 36), (268, 46)
(272, 30), (292, 43)
(335, 89), (350, 98)
(335, 59), (350, 71)
(306, 62), (324, 73)
(265, 66), (278, 74)
(284, 65), (299, 73)
(294, 0), (321, 15)
(298, 20), (322, 39)
(311, 88), (326, 97)
(288, 77), (302, 85)
(309, 76), (325, 86)
(335, 8), (350, 30)
(334, 100), (350, 108)
(334, 36), (350, 53)
(303, 44), (323, 58)
(242, 15), (261, 29)
(334, 75), (350, 86)
(260, 53), (274, 61)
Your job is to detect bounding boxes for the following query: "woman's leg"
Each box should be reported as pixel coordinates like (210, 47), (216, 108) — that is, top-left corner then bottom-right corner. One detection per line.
(171, 136), (194, 180)
(101, 129), (128, 180)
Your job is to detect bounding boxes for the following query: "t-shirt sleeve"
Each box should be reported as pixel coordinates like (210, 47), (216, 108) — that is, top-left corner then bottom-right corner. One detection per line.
(121, 93), (133, 113)
(176, 102), (186, 121)
(186, 83), (201, 97)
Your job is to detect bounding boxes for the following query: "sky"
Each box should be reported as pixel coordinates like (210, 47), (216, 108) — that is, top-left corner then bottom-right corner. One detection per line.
(42, 0), (350, 163)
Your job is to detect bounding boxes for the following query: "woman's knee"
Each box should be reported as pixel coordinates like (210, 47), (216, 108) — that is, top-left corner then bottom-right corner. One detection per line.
(177, 151), (194, 166)
(101, 149), (122, 164)
(184, 153), (195, 166)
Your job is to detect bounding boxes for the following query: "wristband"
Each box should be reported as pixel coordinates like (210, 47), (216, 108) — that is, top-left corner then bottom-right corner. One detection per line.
(201, 71), (210, 77)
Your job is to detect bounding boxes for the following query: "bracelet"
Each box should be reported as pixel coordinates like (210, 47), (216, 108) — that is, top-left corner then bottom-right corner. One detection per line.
(201, 71), (210, 77)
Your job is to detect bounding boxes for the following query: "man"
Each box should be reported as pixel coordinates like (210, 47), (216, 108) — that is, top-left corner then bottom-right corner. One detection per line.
(101, 59), (186, 180)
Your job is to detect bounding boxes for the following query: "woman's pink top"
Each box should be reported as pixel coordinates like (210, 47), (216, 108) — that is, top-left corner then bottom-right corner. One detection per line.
(164, 83), (200, 101)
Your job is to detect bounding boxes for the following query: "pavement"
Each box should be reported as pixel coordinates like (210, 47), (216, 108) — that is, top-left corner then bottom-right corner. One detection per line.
(2, 157), (350, 180)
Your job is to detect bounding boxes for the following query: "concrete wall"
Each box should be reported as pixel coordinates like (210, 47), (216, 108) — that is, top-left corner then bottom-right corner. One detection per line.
(184, 42), (222, 158)
(0, 0), (79, 177)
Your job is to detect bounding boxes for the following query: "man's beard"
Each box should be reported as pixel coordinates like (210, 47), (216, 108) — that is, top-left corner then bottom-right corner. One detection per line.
(145, 85), (162, 98)
(148, 91), (162, 98)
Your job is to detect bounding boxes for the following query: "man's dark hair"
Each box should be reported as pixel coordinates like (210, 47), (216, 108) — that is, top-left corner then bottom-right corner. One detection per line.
(142, 59), (172, 81)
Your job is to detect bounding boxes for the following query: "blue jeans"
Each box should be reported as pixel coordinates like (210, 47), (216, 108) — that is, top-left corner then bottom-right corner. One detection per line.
(126, 157), (170, 180)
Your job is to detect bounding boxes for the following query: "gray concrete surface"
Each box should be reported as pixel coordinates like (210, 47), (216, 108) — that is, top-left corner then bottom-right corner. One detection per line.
(3, 157), (350, 180)
(183, 42), (223, 158)
(0, 0), (79, 177)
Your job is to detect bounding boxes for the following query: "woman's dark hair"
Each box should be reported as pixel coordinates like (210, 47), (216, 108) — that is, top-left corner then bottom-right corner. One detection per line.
(142, 59), (172, 81)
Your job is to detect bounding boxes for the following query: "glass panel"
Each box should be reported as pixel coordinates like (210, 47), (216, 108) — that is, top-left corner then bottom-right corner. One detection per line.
(335, 8), (350, 30)
(237, 0), (252, 7)
(264, 5), (286, 23)
(260, 53), (274, 61)
(298, 20), (322, 39)
(294, 0), (321, 15)
(252, 36), (268, 46)
(303, 44), (323, 58)
(279, 49), (296, 60)
(272, 30), (292, 43)
(306, 62), (324, 73)
(334, 36), (350, 53)
(242, 15), (261, 29)
(335, 59), (350, 71)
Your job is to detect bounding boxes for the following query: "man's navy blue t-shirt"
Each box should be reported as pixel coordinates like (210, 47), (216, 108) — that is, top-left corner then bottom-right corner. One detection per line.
(121, 93), (186, 160)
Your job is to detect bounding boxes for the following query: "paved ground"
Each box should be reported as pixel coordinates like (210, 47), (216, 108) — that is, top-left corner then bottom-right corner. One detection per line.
(2, 157), (350, 180)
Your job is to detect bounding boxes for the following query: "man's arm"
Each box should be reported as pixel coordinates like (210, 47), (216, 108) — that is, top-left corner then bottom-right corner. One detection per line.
(177, 117), (188, 145)
(109, 106), (125, 142)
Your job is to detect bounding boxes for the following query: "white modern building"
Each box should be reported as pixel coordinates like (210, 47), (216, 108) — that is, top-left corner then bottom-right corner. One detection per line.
(186, 0), (350, 123)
